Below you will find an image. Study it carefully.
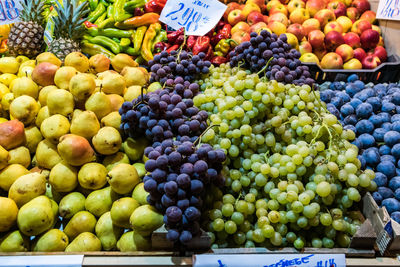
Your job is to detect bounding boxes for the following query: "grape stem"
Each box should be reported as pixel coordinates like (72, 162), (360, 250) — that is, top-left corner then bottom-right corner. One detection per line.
(133, 86), (148, 109)
(257, 57), (274, 76)
(176, 29), (187, 63)
(193, 124), (220, 147)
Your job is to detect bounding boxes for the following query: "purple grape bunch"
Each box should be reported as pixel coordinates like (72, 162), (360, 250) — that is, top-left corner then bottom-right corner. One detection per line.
(148, 50), (212, 85)
(229, 30), (314, 86)
(143, 139), (226, 244)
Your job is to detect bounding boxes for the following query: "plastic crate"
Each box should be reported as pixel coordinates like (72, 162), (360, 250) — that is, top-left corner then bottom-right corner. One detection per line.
(303, 54), (400, 84)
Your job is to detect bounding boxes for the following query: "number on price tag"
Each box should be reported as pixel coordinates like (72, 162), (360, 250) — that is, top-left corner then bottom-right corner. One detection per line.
(377, 0), (400, 20)
(0, 0), (21, 25)
(160, 0), (227, 36)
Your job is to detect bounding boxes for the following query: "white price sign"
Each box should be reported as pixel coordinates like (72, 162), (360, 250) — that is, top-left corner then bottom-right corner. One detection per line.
(0, 0), (21, 25)
(0, 255), (84, 267)
(193, 253), (346, 267)
(377, 0), (400, 20)
(159, 0), (227, 36)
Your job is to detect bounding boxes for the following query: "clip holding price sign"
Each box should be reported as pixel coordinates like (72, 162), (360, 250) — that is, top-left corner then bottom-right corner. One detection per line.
(159, 0), (227, 36)
(0, 0), (21, 25)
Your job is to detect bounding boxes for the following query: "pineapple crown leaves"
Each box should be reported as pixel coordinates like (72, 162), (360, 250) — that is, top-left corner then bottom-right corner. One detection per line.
(52, 0), (89, 40)
(20, 0), (49, 25)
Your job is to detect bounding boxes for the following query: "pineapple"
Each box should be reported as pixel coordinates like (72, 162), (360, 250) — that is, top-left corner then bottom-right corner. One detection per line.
(7, 0), (47, 58)
(48, 0), (89, 61)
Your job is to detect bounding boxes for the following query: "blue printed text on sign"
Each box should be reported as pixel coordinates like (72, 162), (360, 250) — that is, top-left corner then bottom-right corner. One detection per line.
(0, 0), (21, 25)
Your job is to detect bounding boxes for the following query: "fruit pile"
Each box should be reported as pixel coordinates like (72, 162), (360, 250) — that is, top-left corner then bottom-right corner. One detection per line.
(319, 76), (400, 224)
(0, 51), (165, 252)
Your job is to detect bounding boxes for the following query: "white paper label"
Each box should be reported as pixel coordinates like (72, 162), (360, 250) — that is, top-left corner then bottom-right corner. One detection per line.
(0, 255), (84, 267)
(193, 253), (346, 267)
(376, 0), (400, 20)
(159, 0), (227, 36)
(0, 0), (21, 25)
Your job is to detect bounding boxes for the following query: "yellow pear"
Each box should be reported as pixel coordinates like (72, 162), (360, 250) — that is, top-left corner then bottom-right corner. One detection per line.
(57, 134), (96, 166)
(0, 197), (18, 232)
(7, 146), (30, 168)
(10, 77), (39, 99)
(35, 106), (50, 128)
(59, 192), (85, 219)
(89, 54), (110, 73)
(49, 161), (78, 193)
(64, 52), (90, 73)
(0, 145), (9, 170)
(122, 137), (148, 161)
(17, 195), (54, 236)
(107, 163), (139, 194)
(85, 91), (112, 120)
(36, 52), (62, 67)
(20, 59), (35, 69)
(1, 92), (14, 111)
(132, 182), (149, 205)
(0, 73), (17, 86)
(78, 163), (108, 190)
(69, 73), (96, 101)
(103, 152), (130, 171)
(101, 111), (121, 130)
(130, 205), (163, 236)
(38, 85), (58, 106)
(0, 57), (19, 73)
(0, 230), (30, 252)
(95, 212), (124, 251)
(0, 83), (10, 99)
(92, 127), (122, 155)
(63, 211), (97, 241)
(36, 139), (63, 169)
(0, 164), (29, 191)
(54, 66), (77, 89)
(24, 126), (43, 154)
(121, 67), (149, 87)
(9, 172), (46, 207)
(107, 94), (124, 112)
(47, 89), (74, 117)
(110, 197), (140, 228)
(10, 95), (40, 125)
(40, 114), (70, 144)
(101, 73), (125, 95)
(17, 65), (34, 78)
(111, 53), (138, 72)
(85, 187), (119, 217)
(65, 232), (101, 252)
(124, 85), (142, 102)
(32, 229), (68, 252)
(117, 231), (151, 252)
(70, 110), (100, 139)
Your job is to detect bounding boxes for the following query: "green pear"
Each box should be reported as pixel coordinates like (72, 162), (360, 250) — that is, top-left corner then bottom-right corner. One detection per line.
(0, 164), (29, 191)
(107, 163), (139, 195)
(57, 134), (96, 166)
(122, 137), (148, 161)
(54, 66), (77, 89)
(36, 139), (63, 169)
(9, 172), (46, 207)
(10, 95), (40, 125)
(40, 114), (70, 144)
(32, 229), (68, 252)
(92, 127), (122, 155)
(65, 232), (101, 252)
(64, 211), (97, 241)
(35, 106), (50, 128)
(116, 231), (151, 252)
(49, 161), (78, 193)
(103, 152), (130, 171)
(70, 110), (100, 139)
(0, 230), (29, 252)
(95, 212), (123, 251)
(47, 89), (74, 117)
(59, 192), (86, 219)
(100, 111), (121, 130)
(132, 182), (149, 205)
(38, 85), (58, 106)
(0, 197), (18, 232)
(110, 197), (140, 228)
(100, 72), (125, 95)
(130, 205), (163, 236)
(132, 231), (151, 250)
(85, 187), (119, 218)
(45, 183), (64, 203)
(69, 73), (96, 101)
(24, 126), (43, 154)
(76, 184), (93, 197)
(17, 196), (54, 236)
(11, 76), (39, 99)
(78, 163), (108, 190)
(133, 163), (146, 178)
(85, 92), (112, 120)
(7, 146), (30, 168)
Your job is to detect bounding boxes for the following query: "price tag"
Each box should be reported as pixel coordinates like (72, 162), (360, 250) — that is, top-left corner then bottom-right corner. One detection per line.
(193, 253), (346, 267)
(376, 0), (400, 20)
(0, 255), (84, 267)
(159, 0), (227, 36)
(0, 0), (21, 25)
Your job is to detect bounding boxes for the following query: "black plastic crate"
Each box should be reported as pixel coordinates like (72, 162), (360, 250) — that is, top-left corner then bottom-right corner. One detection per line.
(303, 54), (400, 84)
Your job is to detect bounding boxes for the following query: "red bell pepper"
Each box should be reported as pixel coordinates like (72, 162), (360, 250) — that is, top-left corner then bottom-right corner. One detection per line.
(186, 35), (197, 50)
(211, 24), (232, 46)
(134, 7), (145, 16)
(84, 20), (98, 28)
(192, 36), (210, 55)
(211, 56), (228, 65)
(167, 44), (179, 53)
(154, 42), (170, 54)
(145, 0), (166, 14)
(167, 27), (185, 44)
(204, 46), (213, 61)
(176, 35), (185, 45)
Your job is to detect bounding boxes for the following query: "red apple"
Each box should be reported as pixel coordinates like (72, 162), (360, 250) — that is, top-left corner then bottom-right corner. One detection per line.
(314, 9), (336, 27)
(247, 11), (265, 25)
(228, 9), (245, 25)
(287, 0), (305, 13)
(250, 22), (268, 33)
(351, 19), (371, 35)
(324, 21), (343, 34)
(346, 7), (360, 22)
(287, 23), (305, 41)
(299, 40), (313, 54)
(360, 10), (376, 24)
(231, 22), (251, 34)
(360, 29), (380, 49)
(352, 0), (371, 14)
(373, 46), (387, 62)
(343, 58), (362, 69)
(306, 0), (326, 17)
(308, 30), (325, 49)
(321, 52), (344, 69)
(302, 18), (320, 36)
(268, 12), (289, 26)
(378, 36), (384, 47)
(314, 48), (328, 61)
(325, 30), (345, 51)
(263, 15), (269, 24)
(289, 8), (310, 24)
(224, 2), (241, 21)
(335, 44), (354, 62)
(231, 31), (251, 44)
(343, 32), (361, 49)
(269, 5), (288, 16)
(362, 55), (381, 69)
(354, 47), (367, 61)
(327, 1), (347, 18)
(242, 3), (261, 19)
